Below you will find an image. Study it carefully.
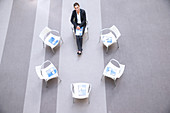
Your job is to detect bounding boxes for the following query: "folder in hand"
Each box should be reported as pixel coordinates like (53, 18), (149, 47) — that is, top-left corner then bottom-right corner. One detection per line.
(75, 27), (83, 36)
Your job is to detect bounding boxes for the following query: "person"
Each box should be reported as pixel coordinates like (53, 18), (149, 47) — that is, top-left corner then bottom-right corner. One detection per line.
(70, 2), (86, 55)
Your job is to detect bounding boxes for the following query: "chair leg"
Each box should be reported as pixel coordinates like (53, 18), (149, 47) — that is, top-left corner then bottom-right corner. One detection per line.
(74, 35), (76, 39)
(84, 33), (89, 43)
(98, 37), (101, 43)
(71, 27), (75, 39)
(113, 80), (116, 86)
(106, 47), (109, 53)
(117, 41), (119, 48)
(51, 48), (55, 53)
(61, 38), (64, 44)
(101, 75), (104, 81)
(58, 77), (62, 84)
(88, 95), (90, 104)
(43, 42), (45, 48)
(72, 32), (75, 39)
(73, 98), (75, 103)
(45, 81), (48, 88)
(86, 28), (89, 40)
(87, 34), (89, 41)
(72, 29), (76, 39)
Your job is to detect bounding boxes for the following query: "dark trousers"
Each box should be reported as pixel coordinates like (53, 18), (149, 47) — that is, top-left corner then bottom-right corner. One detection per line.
(76, 36), (83, 51)
(74, 26), (85, 51)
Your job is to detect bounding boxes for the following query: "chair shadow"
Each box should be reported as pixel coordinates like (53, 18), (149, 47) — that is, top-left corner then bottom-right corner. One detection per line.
(42, 78), (60, 89)
(72, 98), (90, 105)
(105, 76), (123, 90)
(103, 43), (119, 55)
(104, 77), (116, 88)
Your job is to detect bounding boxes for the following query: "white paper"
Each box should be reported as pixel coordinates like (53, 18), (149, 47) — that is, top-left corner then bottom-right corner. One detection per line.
(75, 27), (83, 36)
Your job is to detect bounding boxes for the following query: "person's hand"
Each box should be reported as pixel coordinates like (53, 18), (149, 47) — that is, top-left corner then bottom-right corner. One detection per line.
(76, 26), (80, 30)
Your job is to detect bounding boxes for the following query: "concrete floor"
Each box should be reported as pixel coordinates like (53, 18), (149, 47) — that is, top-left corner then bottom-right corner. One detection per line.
(0, 0), (170, 113)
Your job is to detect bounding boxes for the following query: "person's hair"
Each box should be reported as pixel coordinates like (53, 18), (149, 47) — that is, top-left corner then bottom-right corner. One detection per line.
(73, 2), (80, 7)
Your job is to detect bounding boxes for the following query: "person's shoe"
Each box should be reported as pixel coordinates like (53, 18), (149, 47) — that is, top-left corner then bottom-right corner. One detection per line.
(77, 51), (80, 55)
(79, 51), (82, 55)
(77, 51), (81, 55)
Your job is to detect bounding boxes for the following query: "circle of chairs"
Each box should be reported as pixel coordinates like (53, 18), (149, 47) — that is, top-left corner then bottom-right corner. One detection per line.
(35, 24), (125, 103)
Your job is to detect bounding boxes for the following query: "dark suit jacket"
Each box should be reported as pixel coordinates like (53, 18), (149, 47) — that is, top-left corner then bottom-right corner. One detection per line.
(70, 9), (86, 31)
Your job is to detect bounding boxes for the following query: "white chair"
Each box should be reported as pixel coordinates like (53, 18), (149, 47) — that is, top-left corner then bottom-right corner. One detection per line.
(39, 27), (64, 53)
(71, 21), (89, 40)
(99, 25), (121, 52)
(71, 82), (92, 104)
(102, 59), (125, 83)
(35, 60), (61, 87)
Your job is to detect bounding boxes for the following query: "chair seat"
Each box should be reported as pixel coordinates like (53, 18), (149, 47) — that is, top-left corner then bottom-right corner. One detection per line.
(72, 83), (90, 99)
(41, 63), (58, 81)
(44, 33), (60, 49)
(103, 62), (120, 80)
(101, 32), (116, 48)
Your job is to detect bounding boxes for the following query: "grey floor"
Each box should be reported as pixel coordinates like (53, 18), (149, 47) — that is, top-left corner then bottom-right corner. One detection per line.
(0, 0), (170, 113)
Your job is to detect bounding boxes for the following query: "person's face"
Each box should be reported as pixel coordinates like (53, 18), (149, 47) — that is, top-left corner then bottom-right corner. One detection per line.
(74, 5), (80, 13)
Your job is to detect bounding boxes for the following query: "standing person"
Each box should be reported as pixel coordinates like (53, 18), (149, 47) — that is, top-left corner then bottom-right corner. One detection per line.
(70, 2), (86, 55)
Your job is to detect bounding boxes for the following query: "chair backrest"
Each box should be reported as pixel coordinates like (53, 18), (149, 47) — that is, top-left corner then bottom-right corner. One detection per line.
(110, 59), (125, 79)
(39, 27), (52, 41)
(109, 25), (121, 40)
(117, 64), (125, 78)
(35, 66), (44, 79)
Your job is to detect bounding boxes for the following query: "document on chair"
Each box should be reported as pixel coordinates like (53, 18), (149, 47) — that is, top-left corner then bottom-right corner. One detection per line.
(78, 84), (86, 96)
(106, 67), (116, 76)
(45, 33), (60, 48)
(46, 67), (57, 77)
(75, 27), (83, 36)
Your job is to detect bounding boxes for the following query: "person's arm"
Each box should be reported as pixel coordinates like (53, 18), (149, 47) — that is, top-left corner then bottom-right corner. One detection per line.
(79, 10), (86, 28)
(70, 11), (77, 28)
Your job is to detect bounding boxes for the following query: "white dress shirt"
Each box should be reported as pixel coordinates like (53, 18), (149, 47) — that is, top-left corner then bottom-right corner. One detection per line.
(77, 12), (81, 24)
